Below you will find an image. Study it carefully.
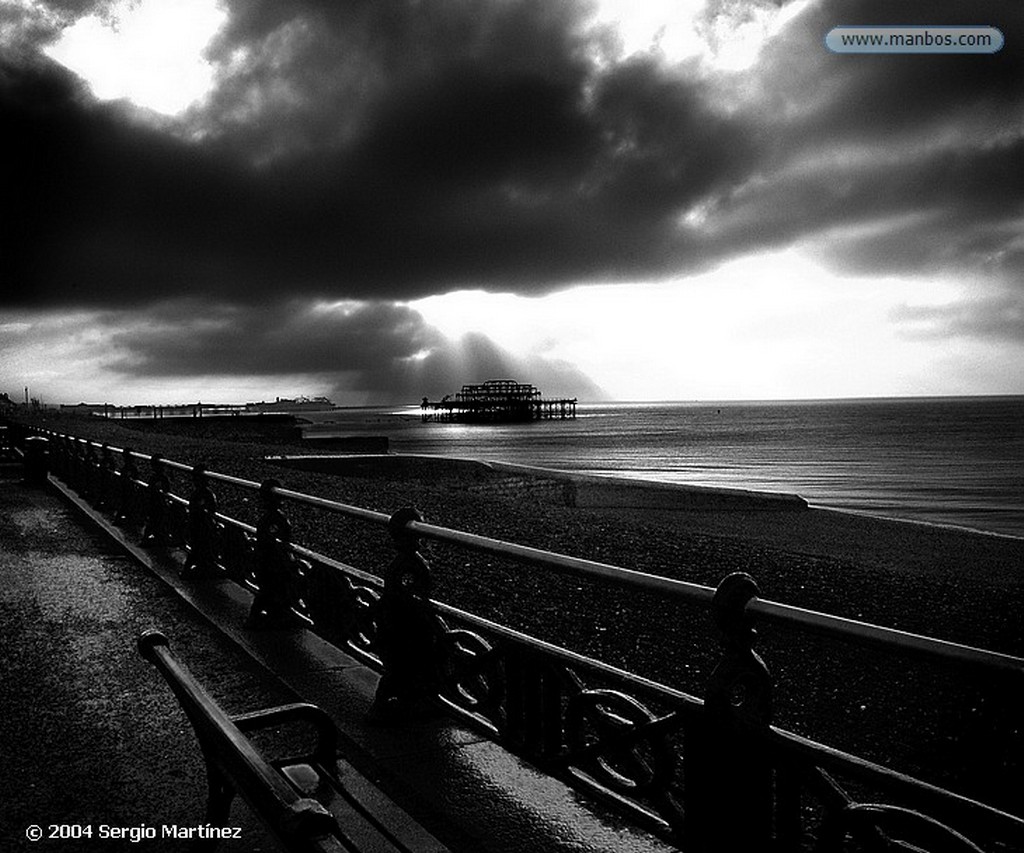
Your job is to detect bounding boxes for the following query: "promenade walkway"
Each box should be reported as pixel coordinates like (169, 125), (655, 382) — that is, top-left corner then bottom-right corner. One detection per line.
(0, 463), (282, 851)
(0, 458), (673, 853)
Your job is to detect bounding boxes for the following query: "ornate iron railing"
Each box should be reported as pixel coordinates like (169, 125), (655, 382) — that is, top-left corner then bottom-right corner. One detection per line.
(13, 425), (1024, 852)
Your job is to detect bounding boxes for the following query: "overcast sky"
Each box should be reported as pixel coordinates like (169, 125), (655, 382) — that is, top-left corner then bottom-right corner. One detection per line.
(2, 0), (1022, 405)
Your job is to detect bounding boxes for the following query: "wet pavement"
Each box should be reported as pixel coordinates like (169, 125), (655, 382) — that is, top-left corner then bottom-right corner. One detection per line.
(0, 460), (676, 853)
(0, 466), (291, 852)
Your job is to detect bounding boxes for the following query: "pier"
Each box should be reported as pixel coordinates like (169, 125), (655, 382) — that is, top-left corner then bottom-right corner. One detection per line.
(421, 379), (577, 423)
(62, 396), (337, 420)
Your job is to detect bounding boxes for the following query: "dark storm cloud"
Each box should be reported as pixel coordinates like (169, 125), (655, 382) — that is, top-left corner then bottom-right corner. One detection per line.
(98, 299), (605, 403)
(4, 0), (757, 308)
(711, 0), (1024, 288)
(4, 0), (1023, 327)
(796, 1), (1023, 139)
(704, 134), (1024, 280)
(103, 300), (438, 376)
(891, 289), (1024, 342)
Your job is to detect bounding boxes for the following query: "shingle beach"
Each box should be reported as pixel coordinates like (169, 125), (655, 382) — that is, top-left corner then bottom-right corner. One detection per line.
(16, 412), (1024, 816)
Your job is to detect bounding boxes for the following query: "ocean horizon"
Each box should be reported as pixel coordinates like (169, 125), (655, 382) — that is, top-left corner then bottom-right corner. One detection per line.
(297, 395), (1024, 540)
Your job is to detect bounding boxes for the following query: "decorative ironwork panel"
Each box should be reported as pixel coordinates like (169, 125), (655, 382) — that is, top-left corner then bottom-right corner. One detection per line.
(21, 425), (1024, 853)
(439, 627), (504, 737)
(220, 523), (255, 588)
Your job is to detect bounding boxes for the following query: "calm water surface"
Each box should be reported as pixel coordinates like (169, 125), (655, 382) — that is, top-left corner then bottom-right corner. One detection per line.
(302, 397), (1024, 538)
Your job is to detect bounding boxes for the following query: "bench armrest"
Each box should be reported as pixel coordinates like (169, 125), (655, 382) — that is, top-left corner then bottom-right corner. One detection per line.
(138, 629), (342, 850)
(232, 703), (339, 775)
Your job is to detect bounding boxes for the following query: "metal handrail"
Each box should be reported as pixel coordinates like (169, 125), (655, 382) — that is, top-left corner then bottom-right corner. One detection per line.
(23, 423), (1024, 848)
(32, 428), (1024, 677)
(401, 518), (1023, 675)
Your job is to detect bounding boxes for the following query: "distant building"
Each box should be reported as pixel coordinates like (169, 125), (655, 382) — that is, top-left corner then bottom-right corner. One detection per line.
(59, 402), (110, 415)
(246, 396), (337, 413)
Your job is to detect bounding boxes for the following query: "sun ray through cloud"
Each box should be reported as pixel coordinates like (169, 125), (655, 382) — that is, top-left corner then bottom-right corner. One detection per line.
(2, 0), (1022, 405)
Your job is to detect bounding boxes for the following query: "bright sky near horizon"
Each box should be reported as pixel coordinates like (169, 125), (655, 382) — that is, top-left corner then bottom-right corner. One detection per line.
(3, 0), (1022, 405)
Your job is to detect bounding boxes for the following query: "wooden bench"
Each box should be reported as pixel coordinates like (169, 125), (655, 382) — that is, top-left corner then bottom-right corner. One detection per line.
(138, 629), (450, 853)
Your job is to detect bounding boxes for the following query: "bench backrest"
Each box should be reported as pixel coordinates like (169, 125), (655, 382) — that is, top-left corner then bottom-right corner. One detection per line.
(138, 629), (349, 853)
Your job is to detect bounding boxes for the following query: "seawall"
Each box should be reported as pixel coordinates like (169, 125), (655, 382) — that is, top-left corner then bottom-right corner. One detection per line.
(266, 453), (809, 512)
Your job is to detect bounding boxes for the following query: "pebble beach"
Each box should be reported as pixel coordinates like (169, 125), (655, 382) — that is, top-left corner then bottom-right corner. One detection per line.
(15, 412), (1024, 817)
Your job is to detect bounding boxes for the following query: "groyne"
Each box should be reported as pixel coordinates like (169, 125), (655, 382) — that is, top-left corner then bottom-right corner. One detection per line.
(265, 454), (809, 512)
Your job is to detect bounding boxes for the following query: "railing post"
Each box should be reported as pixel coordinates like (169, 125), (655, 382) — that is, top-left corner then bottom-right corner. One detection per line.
(22, 436), (50, 487)
(368, 507), (442, 723)
(115, 449), (141, 527)
(65, 436), (78, 482)
(246, 479), (295, 626)
(687, 572), (774, 851)
(61, 435), (73, 480)
(182, 463), (221, 579)
(51, 434), (67, 479)
(68, 437), (84, 491)
(82, 441), (99, 501)
(97, 444), (117, 509)
(141, 454), (171, 547)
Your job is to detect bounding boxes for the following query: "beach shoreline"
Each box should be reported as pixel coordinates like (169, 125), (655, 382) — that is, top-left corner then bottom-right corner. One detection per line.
(9, 411), (1024, 813)
(264, 450), (1024, 586)
(15, 412), (1022, 641)
(269, 452), (811, 510)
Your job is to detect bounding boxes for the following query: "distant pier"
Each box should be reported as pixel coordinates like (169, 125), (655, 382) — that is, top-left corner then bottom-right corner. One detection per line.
(66, 395), (337, 420)
(421, 379), (577, 423)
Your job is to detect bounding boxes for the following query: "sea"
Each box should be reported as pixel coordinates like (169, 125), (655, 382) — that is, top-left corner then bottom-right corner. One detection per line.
(299, 396), (1024, 539)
